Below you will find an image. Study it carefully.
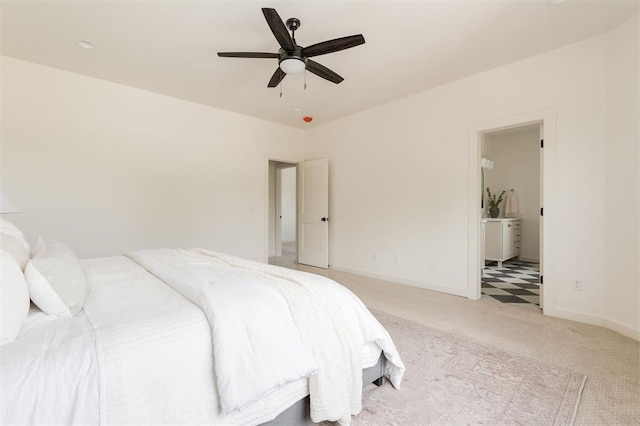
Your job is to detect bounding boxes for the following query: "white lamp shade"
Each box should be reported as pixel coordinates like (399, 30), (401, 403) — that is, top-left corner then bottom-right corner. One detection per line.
(279, 58), (305, 74)
(0, 192), (20, 214)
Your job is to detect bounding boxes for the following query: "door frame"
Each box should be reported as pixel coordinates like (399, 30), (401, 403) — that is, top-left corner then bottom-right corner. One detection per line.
(275, 168), (283, 257)
(264, 158), (299, 263)
(467, 108), (557, 315)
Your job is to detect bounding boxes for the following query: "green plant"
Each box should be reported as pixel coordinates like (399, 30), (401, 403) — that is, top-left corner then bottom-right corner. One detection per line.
(486, 188), (506, 209)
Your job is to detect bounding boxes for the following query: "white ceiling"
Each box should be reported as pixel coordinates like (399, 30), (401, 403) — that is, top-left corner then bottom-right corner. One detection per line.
(1, 1), (637, 129)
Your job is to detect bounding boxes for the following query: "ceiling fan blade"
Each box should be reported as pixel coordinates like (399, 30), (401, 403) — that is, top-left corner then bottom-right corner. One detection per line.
(262, 8), (295, 51)
(303, 34), (365, 58)
(267, 68), (286, 87)
(306, 59), (344, 84)
(217, 52), (279, 58)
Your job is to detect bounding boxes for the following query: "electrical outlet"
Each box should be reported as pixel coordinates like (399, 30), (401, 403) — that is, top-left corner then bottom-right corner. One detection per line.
(371, 252), (377, 261)
(572, 279), (583, 291)
(392, 255), (399, 264)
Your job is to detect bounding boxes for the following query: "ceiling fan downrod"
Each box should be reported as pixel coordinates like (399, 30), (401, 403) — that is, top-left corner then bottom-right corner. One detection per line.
(286, 17), (300, 44)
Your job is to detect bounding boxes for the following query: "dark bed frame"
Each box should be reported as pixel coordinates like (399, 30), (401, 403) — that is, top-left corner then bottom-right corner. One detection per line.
(262, 353), (386, 425)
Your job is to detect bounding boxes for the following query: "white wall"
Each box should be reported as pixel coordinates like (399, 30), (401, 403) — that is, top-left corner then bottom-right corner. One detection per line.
(305, 15), (639, 338)
(0, 56), (304, 260)
(484, 129), (540, 262)
(603, 14), (639, 338)
(280, 166), (296, 243)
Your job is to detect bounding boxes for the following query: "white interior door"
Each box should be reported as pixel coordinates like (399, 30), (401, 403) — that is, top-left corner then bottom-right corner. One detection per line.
(297, 158), (329, 268)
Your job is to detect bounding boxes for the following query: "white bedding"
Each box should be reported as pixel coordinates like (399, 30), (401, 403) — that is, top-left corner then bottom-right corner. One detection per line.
(83, 256), (321, 425)
(193, 249), (405, 423)
(127, 249), (394, 424)
(0, 306), (99, 425)
(124, 249), (319, 416)
(1, 252), (404, 425)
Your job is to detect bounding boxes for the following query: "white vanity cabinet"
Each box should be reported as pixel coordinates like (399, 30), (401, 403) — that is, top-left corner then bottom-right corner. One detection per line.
(484, 218), (521, 267)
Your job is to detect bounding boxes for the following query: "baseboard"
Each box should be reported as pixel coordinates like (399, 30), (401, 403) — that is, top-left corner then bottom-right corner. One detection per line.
(330, 264), (468, 298)
(551, 306), (639, 342)
(519, 256), (540, 263)
(329, 264), (639, 342)
(603, 318), (640, 341)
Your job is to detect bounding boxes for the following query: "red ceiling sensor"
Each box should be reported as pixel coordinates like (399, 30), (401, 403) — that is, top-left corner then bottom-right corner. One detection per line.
(303, 116), (313, 123)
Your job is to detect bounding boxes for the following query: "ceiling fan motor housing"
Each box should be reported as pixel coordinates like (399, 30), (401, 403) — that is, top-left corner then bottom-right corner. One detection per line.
(279, 46), (306, 64)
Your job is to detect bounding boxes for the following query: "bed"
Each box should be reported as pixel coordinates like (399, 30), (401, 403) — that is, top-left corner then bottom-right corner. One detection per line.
(0, 218), (405, 425)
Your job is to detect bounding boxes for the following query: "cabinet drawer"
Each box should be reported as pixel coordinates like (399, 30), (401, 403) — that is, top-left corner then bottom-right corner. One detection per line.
(513, 221), (521, 245)
(513, 230), (521, 242)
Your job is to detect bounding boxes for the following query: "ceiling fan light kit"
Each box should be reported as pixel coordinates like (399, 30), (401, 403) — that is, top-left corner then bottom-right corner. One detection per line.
(218, 8), (365, 87)
(279, 57), (306, 74)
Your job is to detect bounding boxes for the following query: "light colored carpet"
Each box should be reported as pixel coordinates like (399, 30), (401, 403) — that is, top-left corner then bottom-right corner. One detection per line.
(285, 263), (639, 424)
(356, 310), (586, 425)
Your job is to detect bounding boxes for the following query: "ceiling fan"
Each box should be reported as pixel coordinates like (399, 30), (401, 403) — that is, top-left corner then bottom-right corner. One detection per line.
(218, 8), (365, 87)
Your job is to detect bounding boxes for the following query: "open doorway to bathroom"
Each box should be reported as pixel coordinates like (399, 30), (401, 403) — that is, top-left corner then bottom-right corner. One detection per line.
(480, 123), (542, 310)
(268, 161), (297, 267)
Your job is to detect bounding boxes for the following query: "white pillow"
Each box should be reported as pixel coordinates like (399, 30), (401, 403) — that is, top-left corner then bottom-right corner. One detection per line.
(0, 217), (31, 270)
(31, 236), (47, 259)
(0, 250), (30, 345)
(24, 239), (87, 317)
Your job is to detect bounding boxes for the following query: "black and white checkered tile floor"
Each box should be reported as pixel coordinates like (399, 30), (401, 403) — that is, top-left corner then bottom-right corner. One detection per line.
(482, 260), (541, 309)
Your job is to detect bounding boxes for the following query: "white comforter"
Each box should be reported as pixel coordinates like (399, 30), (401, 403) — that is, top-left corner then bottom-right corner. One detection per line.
(1, 251), (405, 425)
(125, 249), (321, 415)
(127, 249), (405, 424)
(193, 249), (405, 421)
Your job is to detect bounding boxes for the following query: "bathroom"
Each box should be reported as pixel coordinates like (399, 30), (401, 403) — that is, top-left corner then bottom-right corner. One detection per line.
(480, 124), (541, 309)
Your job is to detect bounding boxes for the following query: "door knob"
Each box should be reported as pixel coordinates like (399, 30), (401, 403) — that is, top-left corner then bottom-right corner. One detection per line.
(321, 217), (328, 222)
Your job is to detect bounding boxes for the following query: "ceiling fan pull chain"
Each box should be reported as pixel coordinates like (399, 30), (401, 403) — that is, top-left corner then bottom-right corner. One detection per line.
(279, 82), (283, 98)
(304, 70), (307, 90)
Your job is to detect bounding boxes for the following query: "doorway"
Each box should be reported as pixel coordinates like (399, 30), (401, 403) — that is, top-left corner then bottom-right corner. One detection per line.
(265, 158), (330, 268)
(480, 124), (542, 310)
(467, 108), (557, 314)
(268, 161), (297, 267)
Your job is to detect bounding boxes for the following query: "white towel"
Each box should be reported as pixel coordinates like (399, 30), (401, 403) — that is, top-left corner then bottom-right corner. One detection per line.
(505, 193), (519, 217)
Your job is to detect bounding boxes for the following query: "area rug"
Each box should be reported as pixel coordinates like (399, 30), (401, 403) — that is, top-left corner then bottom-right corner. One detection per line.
(356, 311), (586, 425)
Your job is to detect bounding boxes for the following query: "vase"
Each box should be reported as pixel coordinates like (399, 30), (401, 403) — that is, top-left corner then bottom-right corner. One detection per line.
(489, 206), (500, 218)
